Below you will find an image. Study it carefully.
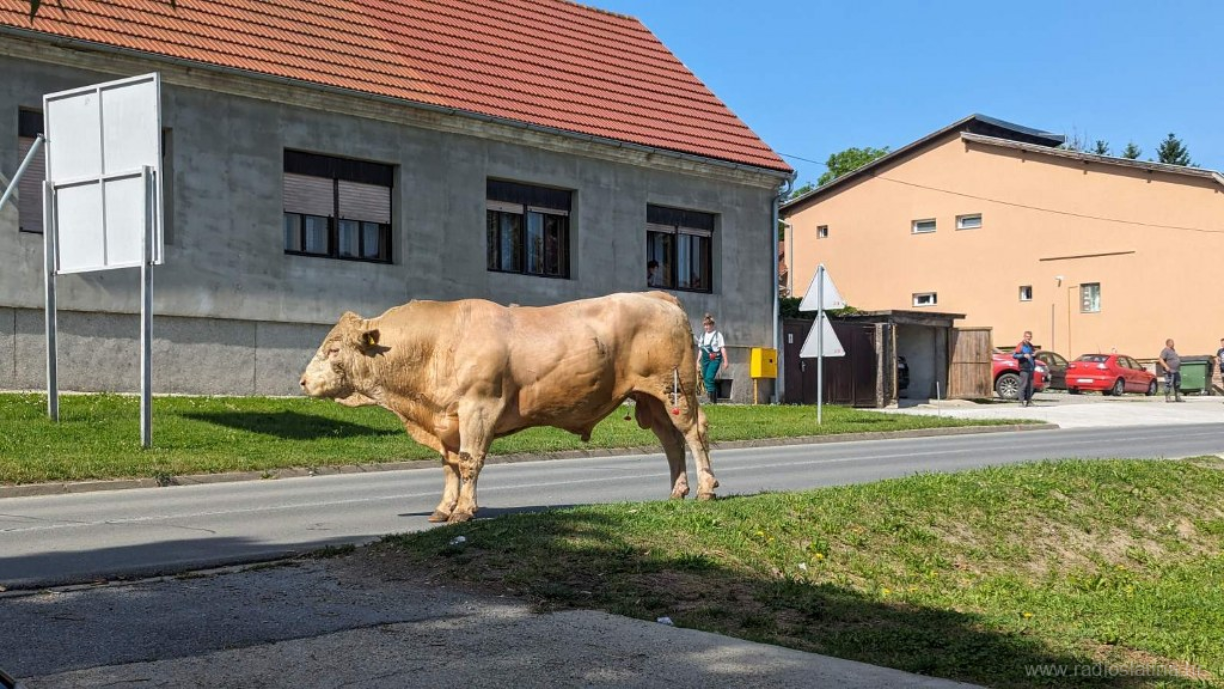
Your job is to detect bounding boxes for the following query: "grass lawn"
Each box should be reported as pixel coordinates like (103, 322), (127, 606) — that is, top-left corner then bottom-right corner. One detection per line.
(0, 392), (1023, 485)
(370, 458), (1224, 688)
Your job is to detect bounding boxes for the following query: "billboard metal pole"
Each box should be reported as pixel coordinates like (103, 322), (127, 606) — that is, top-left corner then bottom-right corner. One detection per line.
(43, 178), (59, 421)
(141, 166), (154, 448)
(0, 133), (44, 211)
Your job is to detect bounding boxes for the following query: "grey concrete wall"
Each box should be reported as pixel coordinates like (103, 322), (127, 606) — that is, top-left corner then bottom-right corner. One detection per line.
(1, 54), (782, 400)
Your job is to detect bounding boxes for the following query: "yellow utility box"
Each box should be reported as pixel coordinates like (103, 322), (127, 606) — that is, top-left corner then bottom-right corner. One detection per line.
(749, 347), (777, 379)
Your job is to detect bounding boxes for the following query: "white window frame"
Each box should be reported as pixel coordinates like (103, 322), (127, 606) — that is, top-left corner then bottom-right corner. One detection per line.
(1081, 283), (1101, 313)
(956, 214), (982, 230)
(817, 225), (828, 239)
(912, 219), (936, 234)
(1019, 285), (1033, 302)
(912, 292), (938, 307)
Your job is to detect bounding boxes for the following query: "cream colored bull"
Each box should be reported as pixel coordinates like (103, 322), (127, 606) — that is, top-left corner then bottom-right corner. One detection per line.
(300, 292), (718, 523)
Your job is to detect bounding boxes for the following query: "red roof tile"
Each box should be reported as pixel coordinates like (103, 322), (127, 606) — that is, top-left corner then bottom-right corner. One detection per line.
(2, 0), (791, 172)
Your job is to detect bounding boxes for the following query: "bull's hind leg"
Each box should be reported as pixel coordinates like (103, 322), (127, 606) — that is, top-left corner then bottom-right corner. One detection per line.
(634, 395), (690, 499)
(671, 398), (719, 500)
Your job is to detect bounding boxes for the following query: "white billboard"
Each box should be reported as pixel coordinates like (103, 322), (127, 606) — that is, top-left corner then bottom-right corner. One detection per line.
(44, 72), (163, 273)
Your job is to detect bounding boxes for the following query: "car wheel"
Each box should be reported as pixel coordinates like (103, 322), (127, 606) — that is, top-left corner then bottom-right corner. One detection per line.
(995, 372), (1020, 399)
(1146, 380), (1158, 396)
(1110, 378), (1125, 396)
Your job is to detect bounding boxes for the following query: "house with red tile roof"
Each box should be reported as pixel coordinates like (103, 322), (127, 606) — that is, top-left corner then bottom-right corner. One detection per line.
(0, 0), (792, 399)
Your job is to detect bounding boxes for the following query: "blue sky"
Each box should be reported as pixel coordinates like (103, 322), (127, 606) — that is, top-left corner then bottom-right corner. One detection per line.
(593, 0), (1224, 187)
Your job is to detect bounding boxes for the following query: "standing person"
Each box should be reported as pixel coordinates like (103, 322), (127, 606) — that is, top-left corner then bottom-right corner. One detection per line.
(1013, 330), (1037, 406)
(697, 314), (727, 404)
(1216, 337), (1224, 394)
(1159, 339), (1183, 402)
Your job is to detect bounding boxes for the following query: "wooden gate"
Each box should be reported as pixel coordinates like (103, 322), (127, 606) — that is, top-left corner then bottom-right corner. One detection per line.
(782, 319), (879, 406)
(947, 327), (993, 399)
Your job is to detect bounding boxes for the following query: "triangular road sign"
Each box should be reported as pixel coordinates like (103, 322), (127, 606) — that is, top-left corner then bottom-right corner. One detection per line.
(799, 313), (845, 358)
(798, 264), (845, 312)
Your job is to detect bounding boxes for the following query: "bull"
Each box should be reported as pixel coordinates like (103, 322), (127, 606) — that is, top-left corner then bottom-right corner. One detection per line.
(299, 291), (718, 523)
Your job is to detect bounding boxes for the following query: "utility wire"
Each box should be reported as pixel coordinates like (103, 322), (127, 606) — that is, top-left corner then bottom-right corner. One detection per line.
(875, 175), (1224, 235)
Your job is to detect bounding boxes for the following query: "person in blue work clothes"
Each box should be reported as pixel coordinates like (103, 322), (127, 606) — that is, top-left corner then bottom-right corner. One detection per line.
(1013, 330), (1037, 407)
(697, 313), (727, 404)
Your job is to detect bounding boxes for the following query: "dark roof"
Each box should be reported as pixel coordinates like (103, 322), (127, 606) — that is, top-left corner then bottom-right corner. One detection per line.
(781, 114), (1064, 213)
(1, 0), (791, 174)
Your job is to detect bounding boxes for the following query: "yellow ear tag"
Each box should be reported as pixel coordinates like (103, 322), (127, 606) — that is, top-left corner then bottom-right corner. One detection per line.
(364, 334), (376, 347)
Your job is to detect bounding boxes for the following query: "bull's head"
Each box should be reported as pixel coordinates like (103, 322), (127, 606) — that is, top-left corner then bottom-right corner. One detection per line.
(300, 311), (382, 401)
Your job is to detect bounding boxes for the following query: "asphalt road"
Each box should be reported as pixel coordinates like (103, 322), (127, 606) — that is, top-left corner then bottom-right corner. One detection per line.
(3, 423), (1224, 590)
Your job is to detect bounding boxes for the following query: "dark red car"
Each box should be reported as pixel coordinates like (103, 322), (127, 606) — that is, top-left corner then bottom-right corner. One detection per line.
(992, 351), (1048, 399)
(1066, 353), (1158, 396)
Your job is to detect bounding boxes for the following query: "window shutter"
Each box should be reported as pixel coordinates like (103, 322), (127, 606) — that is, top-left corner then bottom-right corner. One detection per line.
(338, 180), (390, 224)
(283, 173), (334, 217)
(17, 137), (45, 233)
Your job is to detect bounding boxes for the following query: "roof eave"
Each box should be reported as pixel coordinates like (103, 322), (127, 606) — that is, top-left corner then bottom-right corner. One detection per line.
(2, 26), (793, 179)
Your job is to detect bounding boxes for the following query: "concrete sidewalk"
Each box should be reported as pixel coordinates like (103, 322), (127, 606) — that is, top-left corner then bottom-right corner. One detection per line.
(883, 391), (1223, 429)
(3, 558), (980, 689)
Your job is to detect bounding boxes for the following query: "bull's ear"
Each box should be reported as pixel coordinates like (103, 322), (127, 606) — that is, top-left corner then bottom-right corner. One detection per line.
(360, 329), (381, 352)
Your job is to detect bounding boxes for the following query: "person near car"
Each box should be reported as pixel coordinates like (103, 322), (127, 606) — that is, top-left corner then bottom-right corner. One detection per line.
(1159, 339), (1183, 402)
(1216, 338), (1224, 393)
(696, 314), (727, 404)
(1013, 331), (1037, 406)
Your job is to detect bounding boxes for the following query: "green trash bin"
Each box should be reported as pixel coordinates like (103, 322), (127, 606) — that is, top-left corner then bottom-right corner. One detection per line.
(1178, 356), (1213, 394)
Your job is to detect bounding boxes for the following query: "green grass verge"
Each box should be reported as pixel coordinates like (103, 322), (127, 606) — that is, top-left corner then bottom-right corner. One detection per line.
(0, 392), (1022, 485)
(375, 458), (1224, 688)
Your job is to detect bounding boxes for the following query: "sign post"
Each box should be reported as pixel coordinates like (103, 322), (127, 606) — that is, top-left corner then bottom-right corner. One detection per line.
(798, 264), (846, 424)
(42, 73), (164, 446)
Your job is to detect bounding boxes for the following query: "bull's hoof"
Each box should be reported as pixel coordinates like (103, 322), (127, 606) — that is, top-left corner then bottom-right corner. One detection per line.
(669, 492), (688, 500)
(697, 492), (717, 501)
(447, 510), (475, 524)
(427, 510), (451, 523)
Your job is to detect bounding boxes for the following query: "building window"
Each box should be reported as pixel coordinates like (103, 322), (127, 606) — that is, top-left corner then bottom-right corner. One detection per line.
(817, 225), (829, 239)
(912, 292), (937, 307)
(16, 109), (45, 234)
(956, 214), (982, 230)
(646, 204), (714, 293)
(283, 150), (393, 263)
(1019, 285), (1033, 301)
(912, 219), (936, 234)
(486, 180), (571, 278)
(1081, 283), (1101, 313)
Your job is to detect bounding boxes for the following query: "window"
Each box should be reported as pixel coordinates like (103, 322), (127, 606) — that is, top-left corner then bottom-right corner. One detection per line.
(956, 213), (982, 230)
(912, 219), (936, 234)
(912, 292), (937, 307)
(817, 225), (829, 239)
(283, 150), (393, 263)
(646, 204), (714, 293)
(1019, 285), (1033, 301)
(16, 109), (45, 234)
(486, 180), (571, 278)
(1080, 283), (1101, 312)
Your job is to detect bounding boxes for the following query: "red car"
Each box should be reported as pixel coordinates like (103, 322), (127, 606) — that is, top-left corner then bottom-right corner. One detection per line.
(992, 351), (1048, 399)
(1066, 353), (1158, 396)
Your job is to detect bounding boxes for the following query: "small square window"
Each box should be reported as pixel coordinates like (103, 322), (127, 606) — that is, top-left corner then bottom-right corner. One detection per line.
(912, 219), (936, 234)
(1019, 285), (1033, 301)
(957, 214), (982, 230)
(817, 225), (829, 239)
(912, 292), (937, 307)
(1081, 283), (1101, 313)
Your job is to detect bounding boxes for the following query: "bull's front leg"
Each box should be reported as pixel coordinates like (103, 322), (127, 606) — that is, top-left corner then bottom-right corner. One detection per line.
(449, 400), (500, 523)
(428, 451), (461, 523)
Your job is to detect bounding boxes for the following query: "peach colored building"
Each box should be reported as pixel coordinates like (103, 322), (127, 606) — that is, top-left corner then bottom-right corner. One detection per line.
(781, 115), (1224, 365)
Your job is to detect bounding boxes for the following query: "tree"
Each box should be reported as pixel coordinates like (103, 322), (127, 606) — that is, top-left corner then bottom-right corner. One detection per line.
(1121, 142), (1142, 160)
(817, 146), (889, 186)
(1155, 133), (1194, 166)
(788, 182), (816, 200)
(1091, 140), (1110, 156)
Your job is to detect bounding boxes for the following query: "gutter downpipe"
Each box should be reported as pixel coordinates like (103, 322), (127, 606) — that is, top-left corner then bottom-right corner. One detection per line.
(772, 176), (794, 404)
